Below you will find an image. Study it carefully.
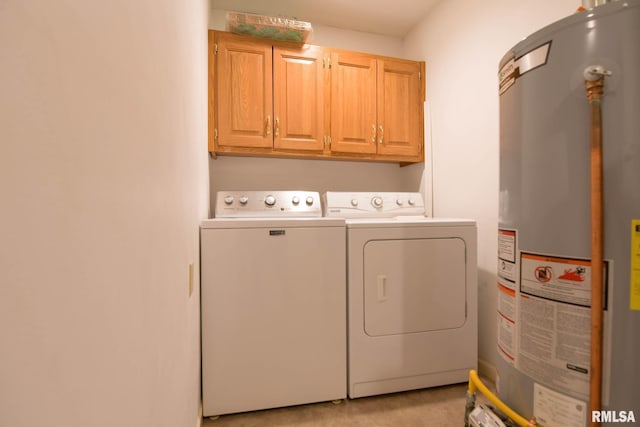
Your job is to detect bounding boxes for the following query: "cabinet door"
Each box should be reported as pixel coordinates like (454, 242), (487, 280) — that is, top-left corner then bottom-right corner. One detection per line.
(216, 35), (273, 149)
(377, 59), (422, 157)
(330, 52), (377, 154)
(273, 46), (325, 152)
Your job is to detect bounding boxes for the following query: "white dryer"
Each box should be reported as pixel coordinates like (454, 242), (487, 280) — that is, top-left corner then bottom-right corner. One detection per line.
(324, 192), (477, 398)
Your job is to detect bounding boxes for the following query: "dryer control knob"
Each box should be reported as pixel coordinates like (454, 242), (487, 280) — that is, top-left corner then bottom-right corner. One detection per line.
(372, 196), (383, 208)
(351, 199), (359, 207)
(306, 196), (314, 206)
(239, 196), (249, 205)
(408, 198), (416, 206)
(292, 196), (300, 205)
(264, 195), (276, 207)
(396, 199), (404, 206)
(224, 195), (234, 205)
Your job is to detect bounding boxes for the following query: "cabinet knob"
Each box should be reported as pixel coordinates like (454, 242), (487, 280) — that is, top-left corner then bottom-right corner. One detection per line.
(265, 115), (271, 136)
(371, 124), (377, 143)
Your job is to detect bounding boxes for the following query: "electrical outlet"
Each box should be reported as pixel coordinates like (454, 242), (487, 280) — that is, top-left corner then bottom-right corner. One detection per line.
(188, 262), (194, 297)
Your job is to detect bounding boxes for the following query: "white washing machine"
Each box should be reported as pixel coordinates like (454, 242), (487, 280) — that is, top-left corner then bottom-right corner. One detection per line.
(324, 192), (477, 398)
(200, 191), (346, 417)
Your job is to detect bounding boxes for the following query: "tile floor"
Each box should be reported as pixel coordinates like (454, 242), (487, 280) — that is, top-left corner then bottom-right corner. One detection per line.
(202, 382), (478, 427)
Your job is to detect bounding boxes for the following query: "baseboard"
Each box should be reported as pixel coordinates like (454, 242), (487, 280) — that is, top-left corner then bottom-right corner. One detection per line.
(477, 358), (496, 384)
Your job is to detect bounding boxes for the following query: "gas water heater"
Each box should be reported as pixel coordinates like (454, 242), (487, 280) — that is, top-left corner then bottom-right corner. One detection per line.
(497, 1), (640, 426)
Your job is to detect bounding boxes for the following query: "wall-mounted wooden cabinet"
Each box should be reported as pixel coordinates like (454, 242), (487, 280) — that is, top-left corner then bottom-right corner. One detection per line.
(213, 34), (273, 149)
(209, 30), (424, 164)
(330, 52), (423, 159)
(273, 45), (326, 152)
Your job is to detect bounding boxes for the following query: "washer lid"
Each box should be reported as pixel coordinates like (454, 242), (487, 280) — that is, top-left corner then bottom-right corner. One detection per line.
(201, 217), (345, 229)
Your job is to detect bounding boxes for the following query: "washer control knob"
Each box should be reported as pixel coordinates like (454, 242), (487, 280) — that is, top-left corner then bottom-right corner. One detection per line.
(396, 199), (404, 206)
(371, 196), (383, 208)
(351, 199), (359, 207)
(264, 195), (276, 207)
(408, 198), (416, 206)
(239, 196), (249, 205)
(224, 195), (234, 205)
(292, 196), (300, 205)
(306, 196), (315, 206)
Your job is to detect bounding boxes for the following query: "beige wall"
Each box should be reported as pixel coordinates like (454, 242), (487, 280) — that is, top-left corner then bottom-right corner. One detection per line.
(403, 0), (579, 377)
(0, 1), (209, 426)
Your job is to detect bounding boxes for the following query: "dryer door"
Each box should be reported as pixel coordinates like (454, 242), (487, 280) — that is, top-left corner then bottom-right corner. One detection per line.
(363, 237), (466, 336)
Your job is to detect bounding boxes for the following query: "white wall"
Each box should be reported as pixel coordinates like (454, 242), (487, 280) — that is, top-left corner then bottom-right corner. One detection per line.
(208, 9), (423, 204)
(0, 1), (209, 426)
(403, 0), (579, 377)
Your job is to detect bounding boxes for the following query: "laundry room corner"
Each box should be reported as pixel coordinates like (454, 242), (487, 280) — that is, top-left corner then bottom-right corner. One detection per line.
(402, 0), (580, 381)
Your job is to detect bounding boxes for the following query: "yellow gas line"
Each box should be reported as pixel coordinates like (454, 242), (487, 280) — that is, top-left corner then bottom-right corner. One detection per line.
(466, 370), (534, 427)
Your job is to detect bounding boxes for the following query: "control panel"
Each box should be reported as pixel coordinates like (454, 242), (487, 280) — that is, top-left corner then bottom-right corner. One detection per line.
(323, 192), (426, 218)
(215, 191), (322, 218)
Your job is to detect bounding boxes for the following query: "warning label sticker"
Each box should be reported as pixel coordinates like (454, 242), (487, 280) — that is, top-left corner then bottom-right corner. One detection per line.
(498, 229), (516, 263)
(497, 281), (517, 364)
(497, 228), (518, 365)
(520, 253), (606, 308)
(516, 251), (612, 400)
(498, 229), (517, 286)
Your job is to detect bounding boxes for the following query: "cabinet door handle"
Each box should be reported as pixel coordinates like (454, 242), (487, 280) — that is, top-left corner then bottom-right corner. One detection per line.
(265, 115), (271, 136)
(275, 117), (280, 137)
(372, 124), (377, 143)
(379, 125), (384, 144)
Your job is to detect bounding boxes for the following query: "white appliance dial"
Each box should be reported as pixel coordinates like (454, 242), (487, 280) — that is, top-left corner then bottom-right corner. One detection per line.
(408, 198), (415, 206)
(306, 196), (314, 206)
(224, 195), (234, 205)
(371, 196), (383, 208)
(292, 196), (300, 205)
(396, 199), (404, 206)
(351, 199), (359, 207)
(239, 196), (249, 205)
(265, 195), (276, 207)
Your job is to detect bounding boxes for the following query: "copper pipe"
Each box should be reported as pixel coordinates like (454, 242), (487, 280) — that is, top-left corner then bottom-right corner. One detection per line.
(585, 75), (605, 427)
